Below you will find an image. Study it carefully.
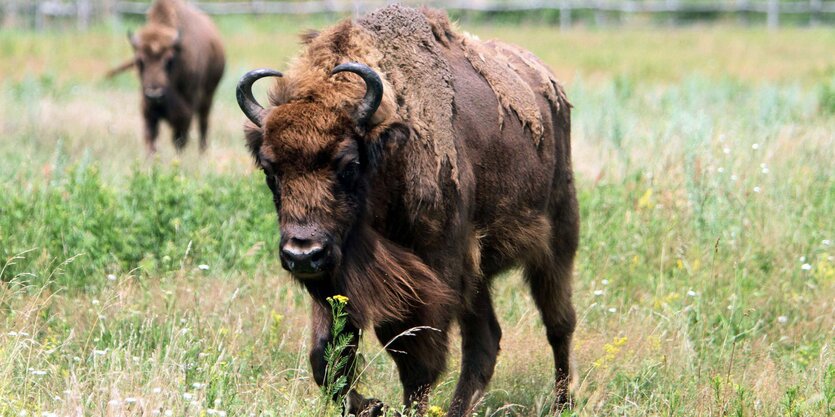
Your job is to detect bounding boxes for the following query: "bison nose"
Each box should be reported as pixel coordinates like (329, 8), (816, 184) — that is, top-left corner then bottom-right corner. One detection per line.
(280, 239), (329, 276)
(144, 87), (165, 100)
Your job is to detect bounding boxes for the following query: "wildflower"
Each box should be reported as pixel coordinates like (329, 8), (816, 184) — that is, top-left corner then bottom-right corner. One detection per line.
(152, 411), (160, 416)
(427, 405), (445, 417)
(108, 400), (120, 406)
(602, 279), (609, 285)
(8, 331), (17, 336)
(761, 166), (769, 174)
(125, 398), (137, 404)
(799, 256), (806, 262)
(723, 146), (731, 154)
(30, 369), (47, 376)
(107, 274), (117, 281)
(183, 393), (193, 400)
(751, 143), (759, 150)
(207, 410), (227, 417)
(687, 290), (697, 297)
(608, 307), (617, 313)
(92, 299), (100, 305)
(801, 263), (812, 271)
(593, 290), (604, 296)
(717, 167), (725, 173)
(198, 264), (210, 271)
(152, 387), (162, 394)
(192, 383), (204, 389)
(92, 349), (106, 356)
(165, 411), (173, 417)
(730, 174), (738, 181)
(753, 186), (761, 193)
(331, 294), (349, 305)
(823, 240), (831, 247)
(777, 316), (788, 324)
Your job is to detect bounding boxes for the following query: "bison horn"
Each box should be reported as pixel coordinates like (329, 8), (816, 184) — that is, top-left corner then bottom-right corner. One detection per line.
(331, 62), (383, 127)
(237, 69), (283, 127)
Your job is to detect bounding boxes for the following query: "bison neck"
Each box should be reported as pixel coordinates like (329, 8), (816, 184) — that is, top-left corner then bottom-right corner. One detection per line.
(302, 223), (454, 329)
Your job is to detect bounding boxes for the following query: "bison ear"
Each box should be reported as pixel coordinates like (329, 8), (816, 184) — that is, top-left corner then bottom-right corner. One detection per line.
(365, 122), (410, 172)
(244, 122), (264, 165)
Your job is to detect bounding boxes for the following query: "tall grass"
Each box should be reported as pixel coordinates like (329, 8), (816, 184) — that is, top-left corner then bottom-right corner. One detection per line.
(0, 20), (833, 417)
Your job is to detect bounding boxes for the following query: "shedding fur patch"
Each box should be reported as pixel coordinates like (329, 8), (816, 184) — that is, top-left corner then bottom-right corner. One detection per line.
(461, 37), (554, 146)
(147, 0), (179, 28)
(358, 5), (460, 206)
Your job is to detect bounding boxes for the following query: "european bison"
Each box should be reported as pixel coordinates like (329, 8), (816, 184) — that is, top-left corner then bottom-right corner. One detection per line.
(237, 6), (578, 416)
(112, 0), (225, 153)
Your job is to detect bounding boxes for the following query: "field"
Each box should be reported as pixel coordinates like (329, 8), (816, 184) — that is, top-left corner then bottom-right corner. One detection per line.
(1, 14), (834, 417)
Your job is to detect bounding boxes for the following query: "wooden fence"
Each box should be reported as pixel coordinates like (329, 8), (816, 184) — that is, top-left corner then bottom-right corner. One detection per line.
(3, 0), (835, 30)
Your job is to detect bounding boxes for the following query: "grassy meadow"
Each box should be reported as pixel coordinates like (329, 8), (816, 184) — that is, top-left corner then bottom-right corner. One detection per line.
(1, 15), (834, 416)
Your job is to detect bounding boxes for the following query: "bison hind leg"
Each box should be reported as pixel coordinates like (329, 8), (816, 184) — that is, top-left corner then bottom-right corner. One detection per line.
(523, 195), (579, 409)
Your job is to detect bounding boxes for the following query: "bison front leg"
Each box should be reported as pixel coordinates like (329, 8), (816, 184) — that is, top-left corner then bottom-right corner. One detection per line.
(142, 107), (160, 155)
(447, 283), (502, 417)
(308, 302), (383, 416)
(375, 316), (451, 416)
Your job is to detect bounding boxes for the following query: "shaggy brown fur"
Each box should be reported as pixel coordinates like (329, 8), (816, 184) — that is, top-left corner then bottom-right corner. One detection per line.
(242, 5), (578, 416)
(114, 0), (225, 153)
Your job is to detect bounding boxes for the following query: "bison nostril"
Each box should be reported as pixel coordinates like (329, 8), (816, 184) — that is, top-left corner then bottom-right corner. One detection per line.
(280, 240), (329, 275)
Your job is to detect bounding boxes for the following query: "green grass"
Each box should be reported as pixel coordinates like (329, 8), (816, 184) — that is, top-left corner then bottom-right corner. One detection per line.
(1, 16), (834, 417)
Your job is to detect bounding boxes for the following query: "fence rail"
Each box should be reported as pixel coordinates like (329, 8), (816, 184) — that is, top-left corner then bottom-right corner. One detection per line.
(4, 0), (835, 30)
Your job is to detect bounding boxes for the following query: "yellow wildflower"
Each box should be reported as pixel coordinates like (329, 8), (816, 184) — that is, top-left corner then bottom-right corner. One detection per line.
(332, 295), (349, 305)
(427, 405), (445, 417)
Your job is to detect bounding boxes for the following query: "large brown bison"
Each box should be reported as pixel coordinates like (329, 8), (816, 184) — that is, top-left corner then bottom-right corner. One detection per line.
(111, 0), (225, 153)
(237, 6), (578, 416)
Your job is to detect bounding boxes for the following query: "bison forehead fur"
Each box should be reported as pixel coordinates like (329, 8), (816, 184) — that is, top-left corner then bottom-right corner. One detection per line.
(244, 5), (579, 416)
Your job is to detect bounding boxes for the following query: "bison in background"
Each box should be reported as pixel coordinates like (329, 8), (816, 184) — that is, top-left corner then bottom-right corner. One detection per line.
(110, 0), (225, 153)
(238, 5), (578, 417)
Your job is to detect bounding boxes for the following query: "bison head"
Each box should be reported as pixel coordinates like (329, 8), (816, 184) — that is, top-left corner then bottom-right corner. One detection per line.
(128, 26), (181, 103)
(237, 64), (408, 280)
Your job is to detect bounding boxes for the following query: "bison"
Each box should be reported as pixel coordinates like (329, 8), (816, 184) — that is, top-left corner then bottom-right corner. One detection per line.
(111, 0), (225, 153)
(237, 6), (578, 416)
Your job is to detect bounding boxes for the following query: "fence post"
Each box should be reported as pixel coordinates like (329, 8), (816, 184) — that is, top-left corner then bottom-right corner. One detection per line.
(77, 0), (91, 29)
(594, 0), (606, 26)
(559, 1), (571, 30)
(2, 0), (20, 29)
(767, 0), (779, 29)
(810, 0), (822, 26)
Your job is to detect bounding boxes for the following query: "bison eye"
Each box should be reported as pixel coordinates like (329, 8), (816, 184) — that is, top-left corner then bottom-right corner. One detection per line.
(136, 59), (144, 73)
(165, 57), (175, 72)
(338, 161), (360, 186)
(265, 174), (279, 194)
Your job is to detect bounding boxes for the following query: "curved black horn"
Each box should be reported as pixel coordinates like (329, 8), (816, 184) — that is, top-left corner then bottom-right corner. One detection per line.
(331, 62), (383, 127)
(237, 69), (283, 127)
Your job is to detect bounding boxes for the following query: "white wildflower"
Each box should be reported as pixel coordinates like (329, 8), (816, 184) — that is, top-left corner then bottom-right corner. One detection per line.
(8, 331), (17, 336)
(753, 186), (761, 193)
(165, 411), (173, 417)
(799, 256), (806, 262)
(91, 299), (100, 305)
(107, 274), (117, 281)
(192, 383), (204, 389)
(108, 400), (120, 406)
(183, 393), (193, 400)
(93, 349), (106, 356)
(761, 166), (769, 174)
(125, 397), (137, 404)
(593, 290), (604, 296)
(823, 240), (831, 246)
(30, 369), (47, 376)
(152, 387), (162, 394)
(607, 307), (617, 313)
(723, 146), (731, 154)
(777, 316), (788, 324)
(801, 263), (812, 271)
(730, 174), (738, 181)
(601, 279), (609, 285)
(751, 143), (759, 150)
(687, 290), (697, 297)
(717, 167), (725, 173)
(198, 264), (210, 271)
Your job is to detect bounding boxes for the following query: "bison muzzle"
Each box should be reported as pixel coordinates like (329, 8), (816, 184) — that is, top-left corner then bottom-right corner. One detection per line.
(237, 6), (579, 416)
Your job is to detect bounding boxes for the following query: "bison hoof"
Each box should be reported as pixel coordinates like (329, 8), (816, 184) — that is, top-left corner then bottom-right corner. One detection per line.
(354, 398), (391, 417)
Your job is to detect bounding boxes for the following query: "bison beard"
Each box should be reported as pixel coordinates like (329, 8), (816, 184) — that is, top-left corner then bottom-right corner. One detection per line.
(238, 5), (578, 417)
